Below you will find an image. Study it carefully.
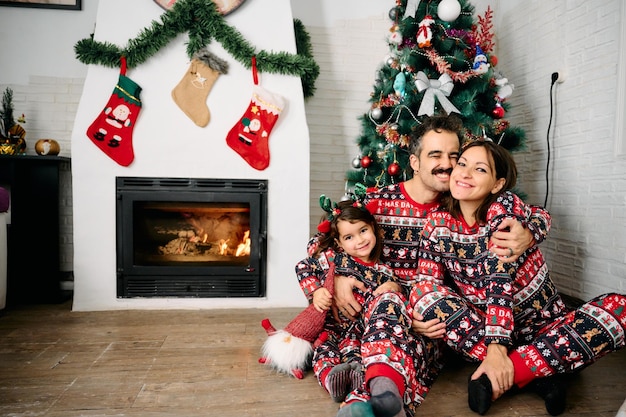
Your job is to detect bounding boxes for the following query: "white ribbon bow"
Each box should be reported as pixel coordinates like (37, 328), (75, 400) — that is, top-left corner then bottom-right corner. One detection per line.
(415, 71), (461, 116)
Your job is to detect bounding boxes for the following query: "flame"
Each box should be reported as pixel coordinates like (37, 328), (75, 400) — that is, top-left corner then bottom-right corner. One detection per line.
(235, 230), (251, 257)
(218, 239), (229, 256)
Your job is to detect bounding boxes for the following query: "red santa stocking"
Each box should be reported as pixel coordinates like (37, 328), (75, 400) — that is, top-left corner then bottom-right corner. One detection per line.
(226, 57), (285, 171)
(86, 57), (142, 166)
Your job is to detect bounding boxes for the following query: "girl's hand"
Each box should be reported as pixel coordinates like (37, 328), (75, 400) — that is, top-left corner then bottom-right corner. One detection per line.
(412, 310), (446, 338)
(312, 288), (332, 312)
(470, 344), (514, 400)
(373, 281), (401, 296)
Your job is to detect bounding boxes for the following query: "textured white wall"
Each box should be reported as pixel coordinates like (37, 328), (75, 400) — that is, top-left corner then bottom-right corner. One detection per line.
(494, 0), (625, 299)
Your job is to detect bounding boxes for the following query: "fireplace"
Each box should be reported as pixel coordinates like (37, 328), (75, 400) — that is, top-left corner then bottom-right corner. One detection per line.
(116, 177), (267, 298)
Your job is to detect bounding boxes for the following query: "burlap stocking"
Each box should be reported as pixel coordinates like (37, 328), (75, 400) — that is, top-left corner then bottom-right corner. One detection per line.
(172, 48), (228, 127)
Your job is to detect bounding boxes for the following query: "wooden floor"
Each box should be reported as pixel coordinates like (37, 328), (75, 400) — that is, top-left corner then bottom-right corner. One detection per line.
(0, 299), (625, 417)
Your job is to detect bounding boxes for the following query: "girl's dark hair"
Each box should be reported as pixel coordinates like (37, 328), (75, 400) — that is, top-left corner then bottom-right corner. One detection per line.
(442, 140), (517, 224)
(314, 200), (383, 262)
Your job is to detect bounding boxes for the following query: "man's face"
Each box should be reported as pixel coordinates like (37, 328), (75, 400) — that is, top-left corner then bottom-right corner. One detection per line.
(410, 129), (460, 193)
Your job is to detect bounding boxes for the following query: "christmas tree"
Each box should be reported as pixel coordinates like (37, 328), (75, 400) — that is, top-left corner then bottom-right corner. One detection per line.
(346, 0), (525, 188)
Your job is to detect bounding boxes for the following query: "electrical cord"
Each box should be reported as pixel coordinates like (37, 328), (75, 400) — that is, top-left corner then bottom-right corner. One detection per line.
(544, 73), (559, 207)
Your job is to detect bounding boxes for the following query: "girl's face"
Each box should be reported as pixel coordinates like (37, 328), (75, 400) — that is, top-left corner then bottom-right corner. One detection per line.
(450, 145), (505, 204)
(335, 219), (376, 263)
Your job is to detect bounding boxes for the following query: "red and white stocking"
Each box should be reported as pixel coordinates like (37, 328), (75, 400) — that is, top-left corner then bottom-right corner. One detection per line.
(226, 57), (285, 171)
(86, 57), (142, 167)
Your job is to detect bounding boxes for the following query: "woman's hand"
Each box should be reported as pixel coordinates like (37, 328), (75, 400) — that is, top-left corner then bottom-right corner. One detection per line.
(411, 310), (446, 338)
(312, 287), (332, 313)
(332, 275), (365, 321)
(490, 218), (534, 262)
(470, 344), (514, 400)
(373, 281), (401, 296)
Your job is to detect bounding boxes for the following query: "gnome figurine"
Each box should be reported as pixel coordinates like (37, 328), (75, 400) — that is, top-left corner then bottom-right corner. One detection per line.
(259, 261), (335, 379)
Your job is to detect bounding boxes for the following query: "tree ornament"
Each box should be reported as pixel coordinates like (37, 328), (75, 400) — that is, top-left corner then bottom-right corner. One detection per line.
(351, 156), (362, 169)
(371, 107), (383, 120)
(437, 0), (462, 22)
(387, 162), (400, 176)
(490, 54), (498, 67)
(472, 44), (490, 74)
(389, 7), (400, 21)
(360, 155), (372, 168)
(416, 15), (435, 48)
(492, 103), (505, 119)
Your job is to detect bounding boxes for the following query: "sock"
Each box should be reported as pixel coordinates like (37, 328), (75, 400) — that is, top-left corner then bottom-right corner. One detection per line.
(335, 401), (375, 417)
(86, 56), (141, 167)
(325, 363), (353, 403)
(225, 56), (285, 171)
(349, 362), (365, 391)
(528, 374), (568, 416)
(468, 373), (492, 415)
(509, 351), (536, 388)
(171, 48), (228, 127)
(369, 376), (406, 417)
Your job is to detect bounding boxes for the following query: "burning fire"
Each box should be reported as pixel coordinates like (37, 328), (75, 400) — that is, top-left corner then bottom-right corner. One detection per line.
(235, 230), (251, 257)
(217, 230), (250, 257)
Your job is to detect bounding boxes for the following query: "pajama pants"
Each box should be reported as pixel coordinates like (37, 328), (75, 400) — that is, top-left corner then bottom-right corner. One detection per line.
(318, 292), (444, 417)
(410, 281), (626, 382)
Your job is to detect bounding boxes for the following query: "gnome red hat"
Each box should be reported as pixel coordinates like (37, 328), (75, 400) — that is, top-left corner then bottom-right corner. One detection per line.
(259, 262), (335, 379)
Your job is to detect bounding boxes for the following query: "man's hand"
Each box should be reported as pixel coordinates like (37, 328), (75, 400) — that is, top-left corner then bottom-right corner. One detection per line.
(332, 275), (365, 322)
(411, 310), (446, 338)
(490, 218), (534, 262)
(373, 281), (401, 296)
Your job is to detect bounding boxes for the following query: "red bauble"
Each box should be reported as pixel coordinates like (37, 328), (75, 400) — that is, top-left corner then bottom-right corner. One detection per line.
(360, 155), (372, 168)
(490, 54), (498, 67)
(387, 162), (400, 176)
(492, 105), (505, 119)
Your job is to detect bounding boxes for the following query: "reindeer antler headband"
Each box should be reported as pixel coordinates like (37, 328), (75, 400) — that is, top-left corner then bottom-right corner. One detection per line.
(317, 183), (370, 233)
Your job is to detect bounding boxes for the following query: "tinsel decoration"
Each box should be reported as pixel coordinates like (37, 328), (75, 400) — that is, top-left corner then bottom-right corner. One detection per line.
(74, 0), (319, 98)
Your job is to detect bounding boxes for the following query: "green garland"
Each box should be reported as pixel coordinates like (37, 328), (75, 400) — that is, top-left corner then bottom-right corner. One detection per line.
(74, 0), (319, 98)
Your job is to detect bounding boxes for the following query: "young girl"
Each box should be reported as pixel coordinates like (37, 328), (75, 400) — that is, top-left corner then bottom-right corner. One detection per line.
(295, 195), (406, 408)
(409, 140), (626, 415)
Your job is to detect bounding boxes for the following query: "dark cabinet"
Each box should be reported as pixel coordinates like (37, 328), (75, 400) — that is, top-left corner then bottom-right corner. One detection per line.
(0, 155), (70, 304)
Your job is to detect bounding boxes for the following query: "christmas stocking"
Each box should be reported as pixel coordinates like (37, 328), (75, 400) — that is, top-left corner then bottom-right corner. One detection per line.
(172, 48), (229, 127)
(86, 57), (141, 167)
(226, 57), (286, 171)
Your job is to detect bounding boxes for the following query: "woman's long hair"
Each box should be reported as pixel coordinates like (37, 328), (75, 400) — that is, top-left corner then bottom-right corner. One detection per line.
(442, 140), (518, 224)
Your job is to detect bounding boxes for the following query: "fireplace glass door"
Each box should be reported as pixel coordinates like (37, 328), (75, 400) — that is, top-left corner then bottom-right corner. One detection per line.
(116, 177), (267, 298)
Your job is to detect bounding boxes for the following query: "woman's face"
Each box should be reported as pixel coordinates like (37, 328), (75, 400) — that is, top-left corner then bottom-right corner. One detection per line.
(335, 219), (376, 263)
(450, 145), (504, 204)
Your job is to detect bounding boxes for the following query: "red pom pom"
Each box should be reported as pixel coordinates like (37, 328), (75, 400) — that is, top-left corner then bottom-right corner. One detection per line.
(317, 220), (331, 233)
(360, 155), (372, 168)
(387, 162), (400, 176)
(490, 55), (498, 67)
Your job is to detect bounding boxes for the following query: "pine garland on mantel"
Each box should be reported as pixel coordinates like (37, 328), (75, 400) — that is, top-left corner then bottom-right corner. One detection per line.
(74, 0), (319, 98)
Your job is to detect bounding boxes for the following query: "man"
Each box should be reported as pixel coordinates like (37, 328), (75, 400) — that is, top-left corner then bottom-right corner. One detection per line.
(333, 114), (550, 416)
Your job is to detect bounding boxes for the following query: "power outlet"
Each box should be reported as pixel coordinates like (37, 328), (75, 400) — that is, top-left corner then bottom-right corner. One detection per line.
(552, 71), (566, 84)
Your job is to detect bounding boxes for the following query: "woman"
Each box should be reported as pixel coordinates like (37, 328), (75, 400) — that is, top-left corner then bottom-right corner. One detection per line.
(409, 139), (626, 415)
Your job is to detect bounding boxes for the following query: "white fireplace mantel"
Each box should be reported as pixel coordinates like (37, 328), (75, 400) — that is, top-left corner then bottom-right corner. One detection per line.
(71, 0), (310, 311)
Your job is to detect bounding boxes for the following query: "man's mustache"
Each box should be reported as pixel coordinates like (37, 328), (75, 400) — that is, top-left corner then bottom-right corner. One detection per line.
(432, 168), (452, 175)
